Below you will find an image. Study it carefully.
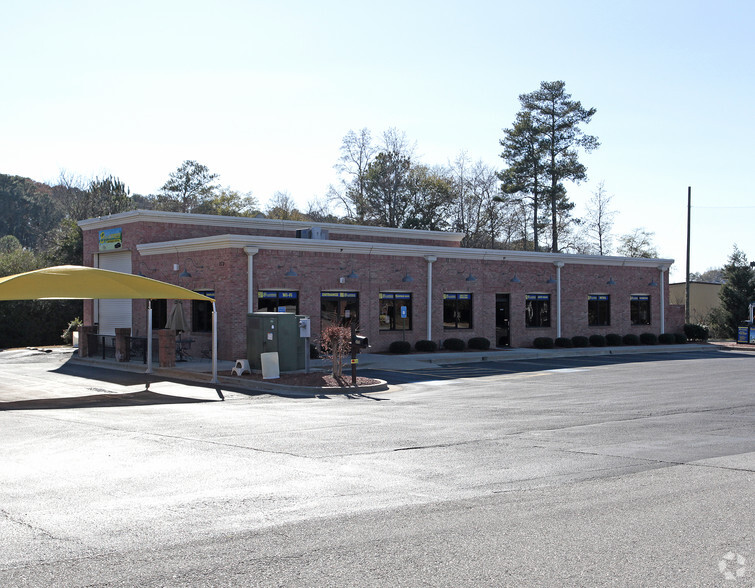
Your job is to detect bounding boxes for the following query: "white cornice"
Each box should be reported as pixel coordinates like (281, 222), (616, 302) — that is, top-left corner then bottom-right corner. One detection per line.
(137, 233), (674, 269)
(78, 209), (464, 243)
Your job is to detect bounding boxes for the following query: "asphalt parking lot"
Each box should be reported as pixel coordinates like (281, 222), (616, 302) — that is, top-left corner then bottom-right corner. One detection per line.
(1, 346), (753, 586)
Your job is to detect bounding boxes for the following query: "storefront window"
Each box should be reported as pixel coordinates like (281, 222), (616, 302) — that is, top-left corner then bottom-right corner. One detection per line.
(525, 294), (550, 328)
(631, 295), (651, 325)
(321, 291), (359, 327)
(443, 293), (473, 329)
(588, 294), (610, 326)
(379, 293), (412, 331)
(191, 291), (215, 332)
(258, 290), (299, 313)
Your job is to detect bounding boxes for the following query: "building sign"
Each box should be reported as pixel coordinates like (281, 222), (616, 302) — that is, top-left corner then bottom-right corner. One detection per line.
(380, 293), (411, 300)
(444, 293), (472, 300)
(526, 294), (550, 301)
(321, 291), (358, 299)
(259, 291), (298, 299)
(98, 228), (123, 251)
(738, 326), (754, 344)
(589, 294), (609, 301)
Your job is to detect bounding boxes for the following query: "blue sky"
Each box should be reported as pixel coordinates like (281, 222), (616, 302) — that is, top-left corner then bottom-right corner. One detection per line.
(2, 0), (753, 280)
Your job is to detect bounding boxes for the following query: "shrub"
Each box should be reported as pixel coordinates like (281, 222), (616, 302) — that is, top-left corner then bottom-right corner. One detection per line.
(61, 317), (83, 345)
(310, 343), (320, 359)
(443, 338), (465, 351)
(555, 337), (573, 348)
(658, 333), (676, 345)
(414, 339), (438, 352)
(533, 337), (554, 349)
(320, 325), (351, 377)
(468, 337), (491, 350)
(589, 334), (607, 347)
(683, 323), (709, 342)
(640, 332), (658, 345)
(674, 333), (687, 344)
(389, 340), (412, 354)
(571, 335), (589, 348)
(623, 334), (640, 346)
(606, 333), (623, 346)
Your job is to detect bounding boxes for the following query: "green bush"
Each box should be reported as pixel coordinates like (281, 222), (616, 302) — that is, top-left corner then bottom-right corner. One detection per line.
(414, 339), (438, 352)
(468, 337), (491, 350)
(658, 333), (676, 344)
(589, 334), (607, 347)
(606, 333), (623, 346)
(640, 332), (658, 345)
(533, 337), (554, 349)
(443, 338), (465, 351)
(389, 340), (412, 354)
(623, 334), (640, 345)
(683, 323), (709, 342)
(571, 335), (589, 348)
(674, 333), (687, 344)
(61, 317), (83, 344)
(555, 337), (573, 348)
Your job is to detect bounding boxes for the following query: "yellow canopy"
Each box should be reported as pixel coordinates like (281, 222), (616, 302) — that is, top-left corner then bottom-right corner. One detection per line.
(0, 265), (213, 301)
(0, 265), (219, 385)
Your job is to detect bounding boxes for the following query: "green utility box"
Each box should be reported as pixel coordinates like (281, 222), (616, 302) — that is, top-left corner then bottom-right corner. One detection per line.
(247, 312), (306, 372)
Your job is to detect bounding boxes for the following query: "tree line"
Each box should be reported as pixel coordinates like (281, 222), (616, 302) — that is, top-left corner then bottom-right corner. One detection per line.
(2, 80), (667, 346)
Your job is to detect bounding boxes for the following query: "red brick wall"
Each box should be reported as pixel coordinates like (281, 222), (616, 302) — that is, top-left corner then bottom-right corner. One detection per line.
(81, 220), (675, 359)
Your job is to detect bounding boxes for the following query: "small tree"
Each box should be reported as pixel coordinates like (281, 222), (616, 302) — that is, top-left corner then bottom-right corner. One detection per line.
(617, 228), (658, 258)
(710, 246), (755, 338)
(319, 325), (351, 378)
(157, 160), (219, 213)
(584, 181), (616, 255)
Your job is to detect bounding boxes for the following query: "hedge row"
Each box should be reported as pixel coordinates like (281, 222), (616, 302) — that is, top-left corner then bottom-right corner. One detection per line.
(534, 332), (687, 349)
(389, 337), (492, 354)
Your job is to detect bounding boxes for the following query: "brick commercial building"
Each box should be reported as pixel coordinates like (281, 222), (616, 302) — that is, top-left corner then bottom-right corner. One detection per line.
(79, 210), (683, 361)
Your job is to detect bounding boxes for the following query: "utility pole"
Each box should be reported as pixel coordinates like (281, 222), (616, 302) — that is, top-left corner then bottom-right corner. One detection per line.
(685, 186), (691, 324)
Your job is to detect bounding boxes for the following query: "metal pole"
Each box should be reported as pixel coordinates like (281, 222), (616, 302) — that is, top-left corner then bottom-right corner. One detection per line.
(685, 186), (691, 324)
(146, 300), (153, 375)
(211, 300), (218, 384)
(350, 321), (357, 386)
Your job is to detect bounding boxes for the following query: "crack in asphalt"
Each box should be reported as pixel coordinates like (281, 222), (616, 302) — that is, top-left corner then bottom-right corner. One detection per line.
(0, 508), (66, 542)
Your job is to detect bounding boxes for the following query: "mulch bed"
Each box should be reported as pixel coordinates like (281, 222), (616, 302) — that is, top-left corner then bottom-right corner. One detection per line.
(232, 371), (382, 388)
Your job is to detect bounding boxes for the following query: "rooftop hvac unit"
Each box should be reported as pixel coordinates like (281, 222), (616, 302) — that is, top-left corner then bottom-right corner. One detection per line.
(295, 227), (329, 240)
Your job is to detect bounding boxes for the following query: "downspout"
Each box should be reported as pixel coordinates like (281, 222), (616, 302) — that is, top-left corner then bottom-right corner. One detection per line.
(211, 300), (218, 384)
(146, 300), (153, 375)
(554, 261), (564, 338)
(425, 255), (437, 341)
(244, 247), (259, 314)
(658, 265), (666, 334)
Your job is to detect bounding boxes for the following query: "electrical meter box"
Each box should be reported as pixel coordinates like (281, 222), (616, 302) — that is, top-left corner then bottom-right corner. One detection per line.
(247, 312), (307, 371)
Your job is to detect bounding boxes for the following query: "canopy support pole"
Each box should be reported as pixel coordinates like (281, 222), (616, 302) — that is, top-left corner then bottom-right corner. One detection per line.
(211, 301), (218, 384)
(146, 300), (153, 374)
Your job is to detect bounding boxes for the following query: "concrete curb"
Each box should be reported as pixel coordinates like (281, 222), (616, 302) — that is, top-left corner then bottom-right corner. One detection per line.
(68, 356), (389, 395)
(352, 343), (721, 371)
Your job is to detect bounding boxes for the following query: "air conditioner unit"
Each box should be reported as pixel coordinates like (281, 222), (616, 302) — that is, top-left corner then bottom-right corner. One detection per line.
(295, 227), (329, 240)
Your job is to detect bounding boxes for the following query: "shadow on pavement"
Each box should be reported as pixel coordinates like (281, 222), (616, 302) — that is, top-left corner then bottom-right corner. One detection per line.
(0, 389), (216, 411)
